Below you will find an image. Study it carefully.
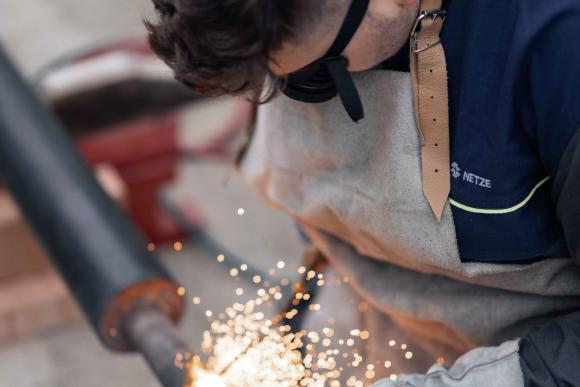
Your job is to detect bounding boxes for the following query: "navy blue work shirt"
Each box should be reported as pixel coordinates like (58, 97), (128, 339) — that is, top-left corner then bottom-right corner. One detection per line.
(438, 0), (580, 263)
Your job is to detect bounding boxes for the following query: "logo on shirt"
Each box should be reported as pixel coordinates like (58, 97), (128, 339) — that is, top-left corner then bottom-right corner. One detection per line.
(451, 162), (462, 179)
(451, 162), (492, 189)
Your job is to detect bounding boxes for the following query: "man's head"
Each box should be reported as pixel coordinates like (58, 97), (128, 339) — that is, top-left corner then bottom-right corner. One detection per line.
(147, 0), (419, 97)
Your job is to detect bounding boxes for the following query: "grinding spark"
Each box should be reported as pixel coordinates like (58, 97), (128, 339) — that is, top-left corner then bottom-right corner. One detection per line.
(184, 262), (418, 386)
(193, 294), (337, 387)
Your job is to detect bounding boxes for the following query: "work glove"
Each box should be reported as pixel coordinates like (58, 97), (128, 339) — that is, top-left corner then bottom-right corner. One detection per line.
(373, 340), (523, 387)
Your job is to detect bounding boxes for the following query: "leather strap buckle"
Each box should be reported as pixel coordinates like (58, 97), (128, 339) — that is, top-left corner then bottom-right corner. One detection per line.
(411, 9), (447, 53)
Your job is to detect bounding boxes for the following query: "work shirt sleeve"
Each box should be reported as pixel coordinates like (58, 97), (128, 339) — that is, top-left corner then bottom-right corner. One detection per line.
(518, 128), (580, 387)
(519, 0), (580, 260)
(518, 3), (580, 386)
(552, 130), (580, 262)
(520, 2), (580, 179)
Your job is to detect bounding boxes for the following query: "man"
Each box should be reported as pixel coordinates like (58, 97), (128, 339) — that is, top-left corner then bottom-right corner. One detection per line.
(147, 0), (580, 385)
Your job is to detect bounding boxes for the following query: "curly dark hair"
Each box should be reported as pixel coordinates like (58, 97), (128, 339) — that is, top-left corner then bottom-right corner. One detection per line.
(146, 0), (324, 98)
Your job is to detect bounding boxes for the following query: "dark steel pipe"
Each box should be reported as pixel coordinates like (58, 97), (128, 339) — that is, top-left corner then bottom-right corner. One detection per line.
(126, 308), (193, 387)
(0, 46), (190, 385)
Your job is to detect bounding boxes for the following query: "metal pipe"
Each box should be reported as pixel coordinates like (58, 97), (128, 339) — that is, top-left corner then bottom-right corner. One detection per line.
(0, 46), (189, 385)
(126, 307), (193, 387)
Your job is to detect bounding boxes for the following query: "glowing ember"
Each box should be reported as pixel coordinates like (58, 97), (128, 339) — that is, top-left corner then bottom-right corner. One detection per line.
(181, 260), (421, 386)
(184, 278), (368, 386)
(192, 366), (227, 387)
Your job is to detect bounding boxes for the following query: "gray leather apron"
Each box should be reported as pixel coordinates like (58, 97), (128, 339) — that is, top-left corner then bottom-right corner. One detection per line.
(238, 70), (580, 379)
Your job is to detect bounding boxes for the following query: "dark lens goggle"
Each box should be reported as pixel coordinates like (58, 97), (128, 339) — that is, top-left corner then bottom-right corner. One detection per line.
(281, 0), (370, 123)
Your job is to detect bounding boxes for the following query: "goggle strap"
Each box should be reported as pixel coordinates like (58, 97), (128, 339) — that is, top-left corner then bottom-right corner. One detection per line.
(326, 59), (364, 122)
(326, 0), (371, 57)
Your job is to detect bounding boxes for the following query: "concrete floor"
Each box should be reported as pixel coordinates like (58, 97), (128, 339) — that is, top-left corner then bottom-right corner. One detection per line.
(0, 2), (309, 386)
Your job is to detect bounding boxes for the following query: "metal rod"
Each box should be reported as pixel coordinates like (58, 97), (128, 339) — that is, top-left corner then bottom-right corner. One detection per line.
(126, 307), (193, 387)
(0, 44), (189, 385)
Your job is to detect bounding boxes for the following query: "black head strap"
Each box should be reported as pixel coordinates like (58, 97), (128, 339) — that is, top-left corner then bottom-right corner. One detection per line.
(282, 0), (370, 123)
(326, 0), (370, 57)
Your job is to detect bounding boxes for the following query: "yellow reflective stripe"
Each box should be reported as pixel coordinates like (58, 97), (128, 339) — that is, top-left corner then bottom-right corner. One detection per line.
(449, 176), (551, 215)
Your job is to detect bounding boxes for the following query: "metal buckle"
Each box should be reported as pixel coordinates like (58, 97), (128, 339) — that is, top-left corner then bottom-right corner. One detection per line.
(411, 9), (447, 53)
